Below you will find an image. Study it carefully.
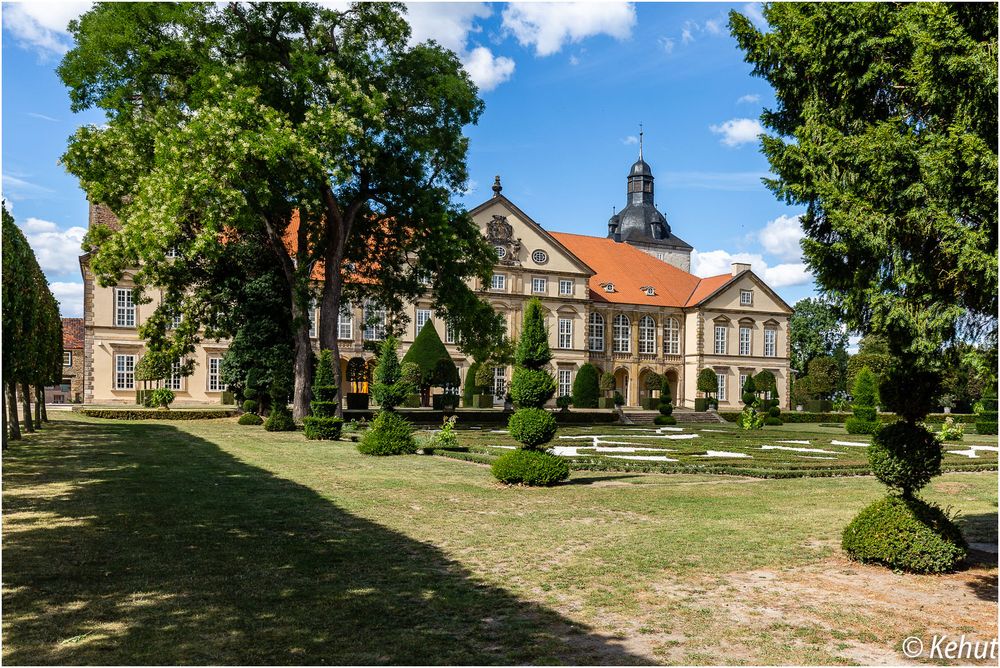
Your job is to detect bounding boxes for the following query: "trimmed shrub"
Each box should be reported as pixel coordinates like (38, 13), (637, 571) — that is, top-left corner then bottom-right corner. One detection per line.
(767, 405), (781, 418)
(463, 361), (481, 407)
(509, 367), (556, 408)
(242, 399), (259, 414)
(572, 363), (600, 408)
(844, 417), (880, 435)
(741, 374), (757, 407)
(697, 368), (717, 403)
(303, 416), (344, 440)
(599, 372), (616, 394)
(238, 413), (263, 426)
(556, 395), (572, 411)
(658, 376), (674, 416)
(975, 389), (997, 435)
(736, 405), (764, 430)
(264, 404), (296, 432)
(491, 449), (569, 486)
(357, 410), (417, 455)
(842, 496), (966, 573)
(401, 322), (458, 405)
(149, 387), (175, 409)
(80, 408), (235, 420)
(654, 414), (677, 425)
(370, 337), (413, 411)
(846, 367), (880, 434)
(508, 407), (558, 448)
(763, 416), (783, 426)
(613, 391), (625, 406)
(868, 421), (941, 496)
(304, 349), (342, 440)
(878, 365), (940, 423)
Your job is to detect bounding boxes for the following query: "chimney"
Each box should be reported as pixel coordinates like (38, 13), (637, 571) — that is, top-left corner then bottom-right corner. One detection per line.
(732, 262), (751, 276)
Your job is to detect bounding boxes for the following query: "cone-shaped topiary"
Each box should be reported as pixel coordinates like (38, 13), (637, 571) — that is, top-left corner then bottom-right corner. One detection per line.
(304, 349), (343, 440)
(463, 361), (481, 407)
(402, 321), (455, 406)
(846, 366), (880, 434)
(370, 337), (412, 412)
(362, 337), (417, 455)
(741, 374), (757, 407)
(499, 298), (565, 485)
(572, 363), (600, 408)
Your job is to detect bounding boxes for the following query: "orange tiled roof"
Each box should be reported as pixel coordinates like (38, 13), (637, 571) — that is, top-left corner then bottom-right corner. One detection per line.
(550, 232), (733, 308)
(62, 318), (84, 349)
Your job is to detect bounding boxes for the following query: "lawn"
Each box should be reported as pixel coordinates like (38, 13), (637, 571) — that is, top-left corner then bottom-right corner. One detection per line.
(3, 414), (997, 665)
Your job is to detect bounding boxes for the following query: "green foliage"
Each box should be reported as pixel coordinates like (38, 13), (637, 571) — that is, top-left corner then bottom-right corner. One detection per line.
(846, 367), (880, 434)
(643, 372), (662, 390)
(938, 417), (964, 442)
(736, 405), (765, 430)
(309, 350), (339, 427)
(787, 298), (850, 374)
(463, 361), (481, 407)
(474, 363), (495, 395)
(370, 337), (412, 412)
(763, 416), (783, 426)
(847, 336), (893, 389)
(696, 368), (717, 394)
(556, 395), (572, 410)
(509, 368), (556, 409)
(975, 388), (997, 435)
(79, 408), (236, 420)
(303, 416), (344, 440)
(868, 421), (941, 496)
(599, 372), (616, 393)
(422, 415), (460, 453)
(242, 399), (258, 414)
(148, 388), (175, 409)
(741, 374), (757, 407)
(805, 356), (839, 400)
(613, 391), (625, 407)
(878, 365), (940, 422)
(571, 363), (600, 408)
(507, 408), (558, 449)
(842, 496), (967, 573)
(238, 413), (264, 426)
(753, 371), (777, 399)
(654, 415), (677, 426)
(491, 449), (569, 487)
(514, 299), (552, 369)
(264, 403), (296, 432)
(401, 321), (456, 391)
(357, 410), (417, 456)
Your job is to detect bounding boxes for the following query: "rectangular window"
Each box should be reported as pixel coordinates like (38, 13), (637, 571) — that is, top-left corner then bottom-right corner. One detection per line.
(115, 288), (135, 327)
(559, 279), (573, 296)
(490, 273), (506, 291)
(558, 369), (572, 398)
(493, 367), (506, 399)
(714, 325), (727, 355)
(764, 329), (776, 357)
(532, 277), (547, 294)
(363, 301), (387, 341)
(309, 299), (318, 338)
(445, 322), (456, 344)
(338, 303), (353, 340)
(170, 312), (183, 330)
(716, 373), (727, 402)
(739, 326), (752, 356)
(739, 374), (747, 394)
(63, 351), (72, 367)
(740, 290), (753, 306)
(416, 309), (432, 333)
(558, 318), (572, 349)
(114, 354), (135, 390)
(165, 361), (184, 391)
(208, 357), (226, 392)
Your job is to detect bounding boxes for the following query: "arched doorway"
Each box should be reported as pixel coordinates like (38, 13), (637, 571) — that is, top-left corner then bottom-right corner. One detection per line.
(638, 367), (658, 408)
(614, 367), (630, 406)
(663, 369), (679, 406)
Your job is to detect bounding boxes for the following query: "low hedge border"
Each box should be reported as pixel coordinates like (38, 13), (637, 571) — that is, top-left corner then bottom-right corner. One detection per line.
(343, 408), (619, 425)
(432, 449), (496, 465)
(79, 408), (237, 420)
(720, 411), (978, 424)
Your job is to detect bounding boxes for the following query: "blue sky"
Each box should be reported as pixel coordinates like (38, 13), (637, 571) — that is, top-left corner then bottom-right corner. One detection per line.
(2, 1), (818, 320)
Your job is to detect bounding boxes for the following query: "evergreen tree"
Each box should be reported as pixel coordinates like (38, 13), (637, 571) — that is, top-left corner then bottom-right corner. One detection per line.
(303, 350), (343, 440)
(401, 321), (456, 406)
(571, 363), (600, 408)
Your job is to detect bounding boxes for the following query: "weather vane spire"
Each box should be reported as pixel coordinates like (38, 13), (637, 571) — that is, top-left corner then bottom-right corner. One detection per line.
(639, 122), (644, 160)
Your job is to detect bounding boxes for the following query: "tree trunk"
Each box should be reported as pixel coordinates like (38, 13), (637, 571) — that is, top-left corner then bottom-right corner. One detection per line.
(4, 381), (19, 444)
(21, 381), (33, 433)
(291, 322), (312, 420)
(34, 387), (43, 427)
(39, 386), (49, 422)
(319, 272), (345, 419)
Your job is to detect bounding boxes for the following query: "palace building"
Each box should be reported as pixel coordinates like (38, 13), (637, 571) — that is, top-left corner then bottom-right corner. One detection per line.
(80, 150), (793, 409)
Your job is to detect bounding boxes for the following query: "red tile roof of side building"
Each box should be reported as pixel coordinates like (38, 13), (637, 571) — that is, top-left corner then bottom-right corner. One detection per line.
(549, 232), (734, 308)
(62, 318), (84, 349)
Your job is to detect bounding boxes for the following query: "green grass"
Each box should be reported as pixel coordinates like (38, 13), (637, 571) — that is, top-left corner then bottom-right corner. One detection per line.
(3, 414), (997, 665)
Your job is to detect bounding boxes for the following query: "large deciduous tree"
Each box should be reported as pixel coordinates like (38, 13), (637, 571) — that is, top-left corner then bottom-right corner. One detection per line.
(788, 298), (848, 375)
(60, 2), (502, 419)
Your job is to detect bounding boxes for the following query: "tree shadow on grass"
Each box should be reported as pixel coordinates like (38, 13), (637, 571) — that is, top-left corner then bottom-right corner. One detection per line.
(2, 419), (649, 665)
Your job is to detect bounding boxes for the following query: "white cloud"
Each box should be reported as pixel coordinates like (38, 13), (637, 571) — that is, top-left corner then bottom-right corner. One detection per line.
(568, 54), (579, 66)
(703, 18), (723, 35)
(658, 36), (675, 54)
(462, 46), (516, 92)
(692, 249), (811, 288)
(50, 281), (84, 318)
(622, 135), (638, 145)
(27, 112), (60, 122)
(709, 118), (763, 147)
(681, 23), (695, 44)
(758, 214), (804, 262)
(2, 173), (54, 200)
(501, 2), (636, 57)
(742, 2), (767, 29)
(2, 2), (92, 55)
(736, 93), (760, 104)
(19, 218), (87, 273)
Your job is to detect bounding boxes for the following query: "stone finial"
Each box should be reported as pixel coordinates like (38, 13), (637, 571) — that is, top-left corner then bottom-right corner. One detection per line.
(492, 175), (502, 198)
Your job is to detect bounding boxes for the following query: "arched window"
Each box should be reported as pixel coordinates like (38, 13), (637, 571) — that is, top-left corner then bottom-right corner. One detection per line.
(588, 312), (605, 352)
(638, 316), (656, 354)
(663, 317), (680, 355)
(613, 314), (631, 353)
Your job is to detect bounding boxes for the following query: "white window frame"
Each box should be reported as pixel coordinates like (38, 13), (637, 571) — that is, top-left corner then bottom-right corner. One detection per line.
(714, 325), (727, 355)
(114, 354), (135, 390)
(588, 312), (605, 352)
(558, 318), (573, 349)
(115, 288), (135, 327)
(739, 373), (748, 395)
(558, 369), (572, 398)
(493, 366), (507, 398)
(170, 312), (183, 330)
(559, 279), (573, 296)
(740, 289), (753, 306)
(490, 273), (506, 291)
(638, 316), (656, 354)
(764, 328), (777, 357)
(207, 357), (226, 392)
(415, 308), (432, 333)
(63, 351), (73, 367)
(165, 361), (184, 391)
(739, 326), (752, 356)
(532, 277), (547, 294)
(613, 314), (631, 353)
(363, 301), (387, 341)
(664, 317), (680, 355)
(445, 321), (456, 344)
(308, 299), (318, 338)
(717, 372), (727, 402)
(338, 303), (353, 340)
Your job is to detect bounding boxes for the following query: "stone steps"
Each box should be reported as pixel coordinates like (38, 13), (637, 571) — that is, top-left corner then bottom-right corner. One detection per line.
(621, 410), (728, 425)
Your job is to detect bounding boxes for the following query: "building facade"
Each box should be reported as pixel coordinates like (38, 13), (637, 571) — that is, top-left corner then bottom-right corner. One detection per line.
(80, 153), (793, 409)
(44, 317), (85, 404)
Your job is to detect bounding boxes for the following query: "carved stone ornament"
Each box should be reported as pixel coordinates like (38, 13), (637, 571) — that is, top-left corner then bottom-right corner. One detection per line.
(487, 215), (520, 265)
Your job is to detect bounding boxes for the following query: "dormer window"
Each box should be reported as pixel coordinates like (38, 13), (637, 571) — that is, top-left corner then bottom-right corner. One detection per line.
(601, 282), (615, 293)
(740, 289), (753, 306)
(641, 285), (655, 297)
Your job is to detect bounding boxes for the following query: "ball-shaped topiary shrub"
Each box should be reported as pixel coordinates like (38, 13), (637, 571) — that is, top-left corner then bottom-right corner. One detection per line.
(842, 495), (966, 573)
(654, 414), (677, 425)
(242, 399), (259, 414)
(238, 413), (263, 426)
(572, 363), (600, 408)
(491, 449), (569, 486)
(357, 410), (417, 455)
(264, 404), (296, 432)
(878, 366), (940, 423)
(868, 421), (941, 496)
(149, 387), (175, 409)
(509, 367), (557, 408)
(508, 407), (558, 448)
(763, 416), (783, 426)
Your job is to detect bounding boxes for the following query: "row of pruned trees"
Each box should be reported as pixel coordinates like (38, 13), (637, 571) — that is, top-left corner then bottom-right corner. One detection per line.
(2, 204), (64, 446)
